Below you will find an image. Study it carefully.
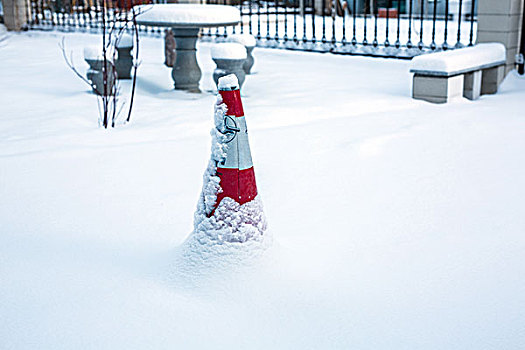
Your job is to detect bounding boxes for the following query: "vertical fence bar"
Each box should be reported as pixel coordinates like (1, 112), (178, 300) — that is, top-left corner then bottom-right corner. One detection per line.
(299, 0), (308, 45)
(293, 0), (298, 42)
(321, 0), (327, 44)
(331, 0), (336, 46)
(385, 0), (391, 47)
(373, 0), (378, 47)
(33, 0), (39, 26)
(249, 0), (253, 34)
(417, 0), (424, 50)
(238, 0), (242, 33)
(406, 0), (413, 48)
(363, 0), (368, 46)
(311, 0), (316, 45)
(284, 0), (289, 41)
(395, 0), (401, 48)
(443, 0), (449, 49)
(266, 0), (271, 41)
(222, 0), (227, 37)
(342, 0), (347, 46)
(88, 0), (94, 30)
(468, 0), (475, 46)
(275, 0), (280, 42)
(352, 0), (357, 45)
(82, 0), (89, 31)
(233, 0), (238, 34)
(257, 0), (261, 39)
(456, 0), (463, 47)
(430, 0), (438, 49)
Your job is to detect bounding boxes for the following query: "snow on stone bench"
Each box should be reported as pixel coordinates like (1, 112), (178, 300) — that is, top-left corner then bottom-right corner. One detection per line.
(410, 43), (506, 103)
(134, 4), (240, 27)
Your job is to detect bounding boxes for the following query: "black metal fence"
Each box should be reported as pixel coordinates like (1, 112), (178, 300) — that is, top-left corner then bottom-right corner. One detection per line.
(26, 0), (478, 58)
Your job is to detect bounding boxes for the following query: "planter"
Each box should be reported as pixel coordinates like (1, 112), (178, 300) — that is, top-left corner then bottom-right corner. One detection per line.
(212, 58), (246, 90)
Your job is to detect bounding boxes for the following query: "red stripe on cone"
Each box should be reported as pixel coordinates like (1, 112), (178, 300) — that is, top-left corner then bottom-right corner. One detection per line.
(219, 89), (244, 118)
(216, 167), (258, 206)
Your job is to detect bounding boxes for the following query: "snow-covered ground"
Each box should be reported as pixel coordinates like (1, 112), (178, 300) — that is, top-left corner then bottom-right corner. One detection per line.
(1, 29), (525, 349)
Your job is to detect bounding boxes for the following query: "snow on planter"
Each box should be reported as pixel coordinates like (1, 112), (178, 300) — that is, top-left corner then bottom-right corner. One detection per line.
(115, 33), (133, 48)
(172, 74), (268, 277)
(83, 46), (114, 62)
(227, 34), (256, 48)
(410, 43), (506, 75)
(211, 43), (247, 60)
(134, 4), (240, 26)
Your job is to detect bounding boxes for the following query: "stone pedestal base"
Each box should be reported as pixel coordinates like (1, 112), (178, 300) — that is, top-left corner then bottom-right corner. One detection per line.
(412, 74), (464, 104)
(481, 65), (505, 95)
(213, 58), (246, 89)
(464, 70), (482, 100)
(172, 28), (201, 92)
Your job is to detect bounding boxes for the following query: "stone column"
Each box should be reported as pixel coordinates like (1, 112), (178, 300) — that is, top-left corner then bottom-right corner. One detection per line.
(477, 0), (524, 74)
(171, 28), (202, 92)
(2, 0), (30, 31)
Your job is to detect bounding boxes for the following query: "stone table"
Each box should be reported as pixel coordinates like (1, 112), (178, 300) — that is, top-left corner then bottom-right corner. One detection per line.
(135, 4), (240, 92)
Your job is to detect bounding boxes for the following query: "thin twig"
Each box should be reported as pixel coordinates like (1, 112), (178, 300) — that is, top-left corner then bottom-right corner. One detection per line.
(59, 38), (92, 88)
(126, 7), (140, 123)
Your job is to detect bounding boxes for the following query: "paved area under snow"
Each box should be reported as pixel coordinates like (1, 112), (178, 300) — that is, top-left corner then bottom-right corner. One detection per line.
(1, 30), (525, 349)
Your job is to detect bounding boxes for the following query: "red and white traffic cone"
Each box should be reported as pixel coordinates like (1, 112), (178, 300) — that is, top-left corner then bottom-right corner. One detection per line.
(214, 76), (257, 211)
(193, 74), (266, 243)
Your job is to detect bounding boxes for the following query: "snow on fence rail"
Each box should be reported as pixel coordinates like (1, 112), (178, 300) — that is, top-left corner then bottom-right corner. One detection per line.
(25, 0), (478, 58)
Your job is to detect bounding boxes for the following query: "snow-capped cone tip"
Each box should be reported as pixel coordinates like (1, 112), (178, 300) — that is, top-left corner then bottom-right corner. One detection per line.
(218, 74), (239, 91)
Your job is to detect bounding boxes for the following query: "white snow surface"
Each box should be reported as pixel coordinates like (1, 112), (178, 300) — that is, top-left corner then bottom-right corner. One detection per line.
(1, 31), (525, 349)
(134, 4), (241, 26)
(410, 43), (506, 73)
(211, 42), (247, 60)
(227, 33), (256, 48)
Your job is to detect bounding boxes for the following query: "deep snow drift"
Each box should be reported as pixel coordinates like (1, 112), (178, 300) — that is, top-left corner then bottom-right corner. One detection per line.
(1, 29), (525, 349)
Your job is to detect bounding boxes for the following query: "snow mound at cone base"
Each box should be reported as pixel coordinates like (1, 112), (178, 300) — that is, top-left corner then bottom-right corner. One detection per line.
(196, 196), (267, 244)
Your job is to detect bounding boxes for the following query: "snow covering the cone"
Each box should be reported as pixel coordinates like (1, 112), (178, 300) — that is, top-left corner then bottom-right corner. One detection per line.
(116, 33), (133, 48)
(218, 74), (239, 90)
(195, 95), (229, 217)
(227, 34), (256, 48)
(410, 43), (506, 74)
(211, 43), (247, 60)
(134, 4), (240, 26)
(194, 196), (267, 243)
(172, 196), (270, 284)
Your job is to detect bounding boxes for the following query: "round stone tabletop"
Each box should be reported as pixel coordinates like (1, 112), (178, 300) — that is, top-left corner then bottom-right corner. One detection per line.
(134, 4), (241, 28)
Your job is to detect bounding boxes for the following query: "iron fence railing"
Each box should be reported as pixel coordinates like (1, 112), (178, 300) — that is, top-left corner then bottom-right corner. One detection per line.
(26, 0), (478, 58)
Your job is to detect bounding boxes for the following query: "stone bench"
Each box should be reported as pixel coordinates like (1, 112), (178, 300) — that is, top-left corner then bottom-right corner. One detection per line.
(410, 43), (506, 103)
